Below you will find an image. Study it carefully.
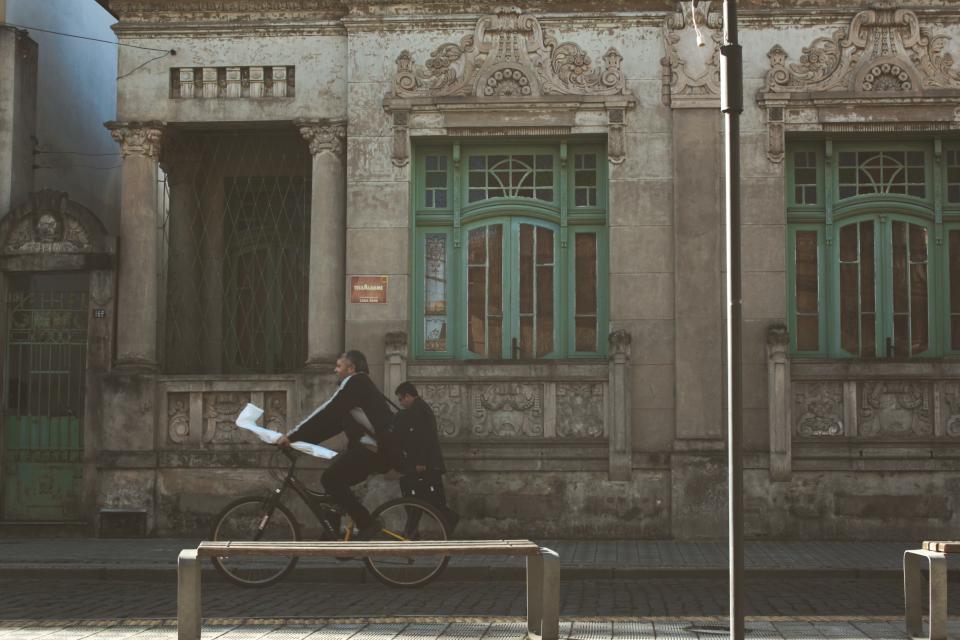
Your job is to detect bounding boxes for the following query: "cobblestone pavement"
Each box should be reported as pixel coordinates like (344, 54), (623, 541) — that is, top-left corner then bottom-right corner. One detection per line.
(1, 618), (956, 640)
(1, 576), (953, 620)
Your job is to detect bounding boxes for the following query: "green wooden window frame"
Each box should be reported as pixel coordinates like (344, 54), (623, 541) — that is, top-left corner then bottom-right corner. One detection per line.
(786, 139), (960, 358)
(411, 141), (608, 359)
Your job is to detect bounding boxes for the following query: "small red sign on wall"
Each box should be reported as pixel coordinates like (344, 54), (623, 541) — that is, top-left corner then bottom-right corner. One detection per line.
(351, 276), (388, 304)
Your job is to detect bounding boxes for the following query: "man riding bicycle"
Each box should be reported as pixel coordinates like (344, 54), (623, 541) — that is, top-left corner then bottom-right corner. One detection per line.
(276, 349), (393, 539)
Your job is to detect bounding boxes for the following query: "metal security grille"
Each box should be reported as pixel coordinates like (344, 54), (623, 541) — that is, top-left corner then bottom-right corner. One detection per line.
(2, 274), (88, 520)
(160, 128), (311, 374)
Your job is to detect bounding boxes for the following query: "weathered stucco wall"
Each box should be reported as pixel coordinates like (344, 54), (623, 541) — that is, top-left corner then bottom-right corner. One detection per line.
(71, 1), (960, 539)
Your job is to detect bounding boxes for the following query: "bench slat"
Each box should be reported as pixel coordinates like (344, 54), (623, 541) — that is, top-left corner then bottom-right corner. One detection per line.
(923, 540), (960, 553)
(197, 539), (541, 558)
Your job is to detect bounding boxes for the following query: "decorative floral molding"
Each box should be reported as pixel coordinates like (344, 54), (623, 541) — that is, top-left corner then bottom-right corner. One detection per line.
(557, 384), (604, 438)
(940, 382), (960, 438)
(296, 120), (346, 158)
(106, 121), (165, 159)
(419, 383), (461, 438)
(757, 6), (960, 163)
(1, 190), (110, 257)
(392, 6), (625, 99)
(660, 0), (722, 108)
(472, 383), (543, 437)
(860, 381), (932, 439)
(793, 382), (843, 437)
(385, 5), (633, 167)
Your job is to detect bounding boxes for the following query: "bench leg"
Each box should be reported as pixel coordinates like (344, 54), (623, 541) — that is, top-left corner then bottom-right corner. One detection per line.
(178, 549), (201, 640)
(526, 552), (544, 637)
(903, 549), (948, 640)
(539, 547), (560, 640)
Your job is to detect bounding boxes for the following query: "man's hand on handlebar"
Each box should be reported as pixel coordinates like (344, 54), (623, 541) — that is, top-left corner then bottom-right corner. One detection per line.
(276, 435), (292, 448)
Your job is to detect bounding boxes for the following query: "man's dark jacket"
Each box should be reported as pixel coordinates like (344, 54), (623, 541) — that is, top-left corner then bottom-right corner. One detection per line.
(394, 396), (445, 473)
(287, 373), (395, 449)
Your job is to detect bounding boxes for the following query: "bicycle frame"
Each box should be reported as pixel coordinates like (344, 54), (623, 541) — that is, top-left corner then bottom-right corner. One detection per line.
(269, 448), (352, 540)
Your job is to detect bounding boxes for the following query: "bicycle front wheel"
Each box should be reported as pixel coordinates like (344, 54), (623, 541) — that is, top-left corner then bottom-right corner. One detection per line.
(363, 497), (449, 587)
(210, 496), (301, 587)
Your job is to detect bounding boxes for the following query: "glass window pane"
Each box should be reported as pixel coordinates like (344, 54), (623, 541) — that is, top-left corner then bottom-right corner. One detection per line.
(424, 318), (447, 352)
(576, 234), (598, 315)
(488, 225), (502, 318)
(795, 231), (818, 314)
(860, 222), (874, 312)
(840, 224), (858, 262)
(536, 226), (553, 264)
(426, 172), (445, 188)
(537, 264), (554, 357)
(435, 191), (447, 208)
(892, 221), (908, 314)
(911, 263), (928, 355)
(468, 265), (486, 356)
(519, 224), (534, 315)
(469, 155), (485, 170)
(840, 263), (859, 355)
(576, 190), (587, 207)
(894, 314), (909, 357)
(536, 189), (553, 201)
(535, 155), (552, 170)
(951, 230), (960, 349)
(796, 316), (819, 352)
(468, 228), (486, 264)
(576, 316), (597, 352)
(424, 234), (447, 315)
(520, 316), (533, 359)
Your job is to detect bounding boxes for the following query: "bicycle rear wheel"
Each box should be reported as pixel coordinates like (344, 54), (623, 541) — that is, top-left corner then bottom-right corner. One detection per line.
(363, 497), (449, 587)
(210, 496), (301, 587)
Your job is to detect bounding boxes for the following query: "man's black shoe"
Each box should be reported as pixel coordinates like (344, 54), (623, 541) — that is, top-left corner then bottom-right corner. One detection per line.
(355, 517), (385, 540)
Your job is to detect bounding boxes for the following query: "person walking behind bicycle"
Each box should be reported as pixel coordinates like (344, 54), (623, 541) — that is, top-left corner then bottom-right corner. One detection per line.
(394, 381), (459, 532)
(276, 350), (392, 539)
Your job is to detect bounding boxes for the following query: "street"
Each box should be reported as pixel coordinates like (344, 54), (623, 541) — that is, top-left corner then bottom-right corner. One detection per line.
(0, 576), (943, 620)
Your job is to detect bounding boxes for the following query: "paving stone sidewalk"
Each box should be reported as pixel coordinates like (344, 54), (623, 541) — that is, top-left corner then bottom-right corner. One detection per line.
(0, 538), (946, 578)
(0, 618), (954, 640)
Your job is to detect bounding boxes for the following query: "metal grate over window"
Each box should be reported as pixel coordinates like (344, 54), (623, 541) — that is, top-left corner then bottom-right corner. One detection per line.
(159, 128), (311, 374)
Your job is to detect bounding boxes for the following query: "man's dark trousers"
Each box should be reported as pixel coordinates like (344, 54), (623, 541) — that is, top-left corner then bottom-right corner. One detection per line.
(321, 446), (390, 528)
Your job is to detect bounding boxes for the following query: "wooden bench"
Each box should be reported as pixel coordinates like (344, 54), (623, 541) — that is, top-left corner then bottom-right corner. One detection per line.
(903, 541), (956, 640)
(178, 539), (560, 640)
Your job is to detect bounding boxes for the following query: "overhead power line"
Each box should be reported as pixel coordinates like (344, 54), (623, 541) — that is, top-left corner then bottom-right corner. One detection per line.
(0, 21), (172, 52)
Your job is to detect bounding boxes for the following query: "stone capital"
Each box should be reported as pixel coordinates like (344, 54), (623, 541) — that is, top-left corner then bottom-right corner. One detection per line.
(609, 329), (632, 357)
(385, 331), (408, 358)
(105, 121), (165, 159)
(296, 120), (346, 158)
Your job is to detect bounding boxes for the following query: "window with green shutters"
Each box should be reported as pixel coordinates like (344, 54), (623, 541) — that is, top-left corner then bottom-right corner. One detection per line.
(412, 142), (608, 359)
(786, 139), (960, 358)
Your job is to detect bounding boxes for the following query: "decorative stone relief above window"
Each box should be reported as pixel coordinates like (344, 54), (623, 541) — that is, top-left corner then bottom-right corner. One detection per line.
(859, 381), (933, 439)
(170, 66), (295, 99)
(660, 0), (722, 108)
(384, 5), (634, 166)
(757, 7), (960, 163)
(793, 382), (843, 438)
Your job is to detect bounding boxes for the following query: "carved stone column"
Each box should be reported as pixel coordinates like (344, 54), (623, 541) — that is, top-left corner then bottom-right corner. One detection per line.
(766, 324), (792, 480)
(608, 330), (633, 481)
(106, 121), (164, 369)
(384, 331), (408, 396)
(297, 120), (347, 367)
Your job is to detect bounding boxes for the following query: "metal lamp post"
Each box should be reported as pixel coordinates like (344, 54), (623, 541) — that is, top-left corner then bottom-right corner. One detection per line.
(692, 1), (744, 637)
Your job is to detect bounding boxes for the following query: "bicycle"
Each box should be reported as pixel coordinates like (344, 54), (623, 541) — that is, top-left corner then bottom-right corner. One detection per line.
(209, 447), (451, 588)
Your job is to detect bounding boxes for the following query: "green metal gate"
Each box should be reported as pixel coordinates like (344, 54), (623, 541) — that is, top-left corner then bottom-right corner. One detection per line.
(2, 274), (88, 521)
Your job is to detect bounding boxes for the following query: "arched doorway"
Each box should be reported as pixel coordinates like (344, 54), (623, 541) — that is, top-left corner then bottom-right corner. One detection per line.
(0, 190), (115, 523)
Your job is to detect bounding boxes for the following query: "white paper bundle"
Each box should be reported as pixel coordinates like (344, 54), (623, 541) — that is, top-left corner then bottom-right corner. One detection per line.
(235, 403), (337, 460)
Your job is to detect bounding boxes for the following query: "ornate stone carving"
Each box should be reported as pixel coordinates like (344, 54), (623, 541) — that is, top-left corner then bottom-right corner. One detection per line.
(1, 190), (108, 256)
(391, 110), (410, 167)
(793, 382), (843, 437)
(557, 384), (604, 438)
(167, 393), (191, 444)
(758, 7), (960, 162)
(419, 384), (461, 438)
(471, 383), (543, 437)
(940, 382), (960, 438)
(172, 66), (295, 99)
(296, 120), (346, 158)
(202, 392), (254, 444)
(609, 329), (632, 357)
(385, 331), (407, 357)
(106, 121), (164, 158)
(660, 0), (722, 108)
(263, 392), (288, 433)
(392, 6), (626, 99)
(764, 8), (960, 95)
(767, 323), (790, 348)
(860, 381), (932, 438)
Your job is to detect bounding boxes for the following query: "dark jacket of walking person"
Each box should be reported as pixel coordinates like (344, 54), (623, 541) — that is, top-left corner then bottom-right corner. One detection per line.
(276, 350), (394, 537)
(394, 382), (457, 531)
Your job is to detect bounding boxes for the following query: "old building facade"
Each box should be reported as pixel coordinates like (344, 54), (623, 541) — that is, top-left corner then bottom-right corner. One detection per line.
(3, 0), (960, 538)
